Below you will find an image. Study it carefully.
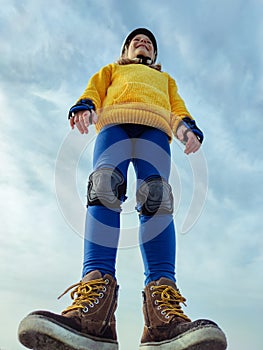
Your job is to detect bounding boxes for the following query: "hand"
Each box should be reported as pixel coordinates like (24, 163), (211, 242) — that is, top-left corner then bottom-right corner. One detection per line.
(177, 124), (201, 155)
(70, 110), (98, 134)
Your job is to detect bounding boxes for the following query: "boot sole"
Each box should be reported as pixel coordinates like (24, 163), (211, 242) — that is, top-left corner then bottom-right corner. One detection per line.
(139, 324), (227, 350)
(18, 314), (118, 350)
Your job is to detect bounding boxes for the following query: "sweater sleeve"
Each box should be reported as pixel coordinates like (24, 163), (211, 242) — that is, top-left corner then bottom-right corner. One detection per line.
(168, 75), (193, 135)
(76, 64), (113, 110)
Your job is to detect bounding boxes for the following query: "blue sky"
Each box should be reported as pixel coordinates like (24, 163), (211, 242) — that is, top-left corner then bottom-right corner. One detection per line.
(0, 0), (263, 349)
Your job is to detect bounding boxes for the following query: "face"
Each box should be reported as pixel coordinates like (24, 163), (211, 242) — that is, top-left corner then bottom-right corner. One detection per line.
(126, 34), (155, 61)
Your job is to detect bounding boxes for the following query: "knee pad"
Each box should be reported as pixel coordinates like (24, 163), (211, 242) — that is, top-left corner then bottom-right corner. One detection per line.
(136, 177), (174, 216)
(87, 168), (127, 208)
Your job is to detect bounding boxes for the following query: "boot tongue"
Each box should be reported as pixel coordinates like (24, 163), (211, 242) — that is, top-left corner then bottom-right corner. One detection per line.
(156, 277), (177, 289)
(82, 270), (102, 283)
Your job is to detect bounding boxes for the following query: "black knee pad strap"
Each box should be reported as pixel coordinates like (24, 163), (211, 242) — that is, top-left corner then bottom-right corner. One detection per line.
(87, 168), (127, 208)
(136, 177), (174, 215)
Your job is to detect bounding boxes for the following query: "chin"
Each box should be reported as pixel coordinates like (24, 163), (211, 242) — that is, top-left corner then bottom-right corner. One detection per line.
(136, 49), (148, 56)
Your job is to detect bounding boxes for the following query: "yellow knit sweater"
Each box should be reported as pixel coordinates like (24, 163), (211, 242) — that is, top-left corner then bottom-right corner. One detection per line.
(77, 63), (192, 140)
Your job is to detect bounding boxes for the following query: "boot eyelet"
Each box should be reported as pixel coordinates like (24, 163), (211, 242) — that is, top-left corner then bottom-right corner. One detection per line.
(165, 315), (170, 319)
(83, 306), (89, 313)
(89, 302), (94, 308)
(94, 298), (99, 304)
(151, 293), (155, 298)
(104, 279), (109, 284)
(99, 292), (104, 298)
(161, 310), (166, 315)
(150, 286), (154, 291)
(154, 300), (159, 305)
(157, 306), (161, 310)
(102, 286), (107, 292)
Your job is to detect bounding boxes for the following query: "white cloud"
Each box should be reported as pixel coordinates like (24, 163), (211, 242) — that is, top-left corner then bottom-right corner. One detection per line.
(0, 1), (263, 349)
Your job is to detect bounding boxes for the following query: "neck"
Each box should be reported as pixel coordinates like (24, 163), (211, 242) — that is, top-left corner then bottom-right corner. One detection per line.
(135, 55), (153, 65)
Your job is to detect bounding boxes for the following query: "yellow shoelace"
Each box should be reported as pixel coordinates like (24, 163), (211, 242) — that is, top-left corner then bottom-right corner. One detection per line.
(58, 278), (109, 315)
(151, 285), (191, 321)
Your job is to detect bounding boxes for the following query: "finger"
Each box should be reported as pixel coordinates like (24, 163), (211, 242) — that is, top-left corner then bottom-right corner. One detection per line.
(83, 110), (98, 126)
(75, 121), (85, 134)
(185, 141), (197, 154)
(91, 110), (98, 124)
(70, 116), (75, 129)
(82, 111), (91, 129)
(74, 113), (85, 134)
(184, 134), (194, 154)
(78, 114), (88, 133)
(78, 111), (90, 134)
(186, 143), (199, 154)
(192, 139), (201, 153)
(184, 133), (193, 153)
(185, 135), (201, 154)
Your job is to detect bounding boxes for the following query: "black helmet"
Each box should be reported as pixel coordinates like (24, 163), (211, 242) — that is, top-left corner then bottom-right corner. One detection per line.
(121, 28), (158, 62)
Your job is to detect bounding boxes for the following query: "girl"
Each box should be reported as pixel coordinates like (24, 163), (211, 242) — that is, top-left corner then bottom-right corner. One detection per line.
(18, 28), (227, 350)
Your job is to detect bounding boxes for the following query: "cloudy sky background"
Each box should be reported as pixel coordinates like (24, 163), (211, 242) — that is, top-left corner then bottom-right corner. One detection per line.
(1, 0), (263, 349)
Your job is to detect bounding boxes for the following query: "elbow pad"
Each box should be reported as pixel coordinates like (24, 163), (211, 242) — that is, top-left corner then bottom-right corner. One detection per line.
(68, 99), (95, 119)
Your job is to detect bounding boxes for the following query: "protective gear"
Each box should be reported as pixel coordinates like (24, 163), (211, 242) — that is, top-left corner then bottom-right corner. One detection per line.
(135, 55), (153, 65)
(87, 168), (127, 208)
(121, 28), (158, 63)
(179, 117), (204, 144)
(136, 177), (173, 216)
(68, 99), (95, 120)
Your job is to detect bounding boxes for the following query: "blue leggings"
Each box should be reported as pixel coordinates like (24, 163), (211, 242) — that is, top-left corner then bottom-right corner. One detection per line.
(83, 124), (176, 285)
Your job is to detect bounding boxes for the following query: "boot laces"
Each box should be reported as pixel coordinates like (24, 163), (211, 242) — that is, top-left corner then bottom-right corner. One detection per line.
(58, 277), (109, 315)
(151, 285), (191, 321)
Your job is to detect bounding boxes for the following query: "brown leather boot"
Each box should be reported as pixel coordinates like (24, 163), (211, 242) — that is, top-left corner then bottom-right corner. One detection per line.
(18, 270), (119, 350)
(140, 277), (227, 350)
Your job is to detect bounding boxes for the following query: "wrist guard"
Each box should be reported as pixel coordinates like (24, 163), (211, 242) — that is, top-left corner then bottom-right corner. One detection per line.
(179, 117), (204, 144)
(68, 99), (95, 119)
